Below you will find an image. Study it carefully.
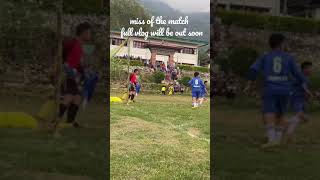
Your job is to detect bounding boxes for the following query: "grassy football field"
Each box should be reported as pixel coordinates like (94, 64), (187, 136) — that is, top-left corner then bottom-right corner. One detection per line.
(110, 93), (210, 179)
(214, 96), (320, 180)
(0, 95), (107, 180)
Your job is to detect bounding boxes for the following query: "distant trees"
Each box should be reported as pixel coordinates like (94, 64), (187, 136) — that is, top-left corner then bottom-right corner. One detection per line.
(110, 0), (152, 31)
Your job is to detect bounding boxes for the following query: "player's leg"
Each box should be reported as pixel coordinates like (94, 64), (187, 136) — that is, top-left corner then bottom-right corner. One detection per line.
(261, 113), (278, 148)
(261, 95), (280, 148)
(191, 91), (197, 108)
(274, 95), (289, 144)
(199, 92), (204, 105)
(286, 97), (305, 137)
(275, 114), (288, 143)
(51, 78), (73, 132)
(67, 94), (82, 128)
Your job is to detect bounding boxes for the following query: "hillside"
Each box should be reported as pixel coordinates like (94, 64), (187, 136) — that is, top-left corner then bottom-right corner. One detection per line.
(139, 0), (210, 42)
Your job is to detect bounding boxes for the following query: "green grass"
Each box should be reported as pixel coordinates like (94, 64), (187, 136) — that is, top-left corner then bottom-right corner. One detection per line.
(214, 96), (320, 180)
(110, 93), (210, 179)
(0, 95), (106, 180)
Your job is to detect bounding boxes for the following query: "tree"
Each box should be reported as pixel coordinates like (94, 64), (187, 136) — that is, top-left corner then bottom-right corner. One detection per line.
(110, 0), (152, 31)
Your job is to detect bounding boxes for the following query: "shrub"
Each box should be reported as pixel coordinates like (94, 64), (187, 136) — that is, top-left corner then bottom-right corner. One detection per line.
(151, 71), (165, 84)
(228, 47), (258, 78)
(215, 47), (258, 77)
(218, 10), (319, 34)
(178, 76), (192, 87)
(129, 60), (144, 66)
(114, 59), (144, 67)
(177, 65), (209, 73)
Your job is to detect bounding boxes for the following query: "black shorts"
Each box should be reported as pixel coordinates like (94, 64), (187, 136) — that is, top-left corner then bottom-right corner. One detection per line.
(128, 83), (136, 92)
(62, 78), (80, 95)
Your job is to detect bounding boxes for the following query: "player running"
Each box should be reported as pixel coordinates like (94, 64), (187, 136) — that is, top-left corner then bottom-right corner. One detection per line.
(245, 33), (310, 148)
(189, 72), (206, 108)
(286, 61), (313, 141)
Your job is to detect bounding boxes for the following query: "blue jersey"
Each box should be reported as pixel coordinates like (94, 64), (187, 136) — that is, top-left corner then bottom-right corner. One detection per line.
(189, 77), (205, 92)
(249, 50), (307, 96)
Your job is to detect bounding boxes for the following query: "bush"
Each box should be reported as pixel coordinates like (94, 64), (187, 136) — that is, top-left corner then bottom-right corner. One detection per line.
(228, 47), (258, 78)
(309, 72), (320, 90)
(177, 65), (209, 73)
(218, 10), (319, 34)
(151, 71), (165, 84)
(129, 60), (144, 66)
(114, 59), (144, 67)
(178, 76), (192, 87)
(215, 47), (258, 77)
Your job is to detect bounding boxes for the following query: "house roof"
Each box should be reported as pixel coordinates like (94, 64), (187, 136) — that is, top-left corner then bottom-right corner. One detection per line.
(110, 30), (208, 46)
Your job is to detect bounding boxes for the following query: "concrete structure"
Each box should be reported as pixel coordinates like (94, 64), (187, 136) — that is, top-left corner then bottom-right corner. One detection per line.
(286, 0), (320, 19)
(110, 31), (207, 66)
(217, 0), (281, 16)
(217, 0), (320, 19)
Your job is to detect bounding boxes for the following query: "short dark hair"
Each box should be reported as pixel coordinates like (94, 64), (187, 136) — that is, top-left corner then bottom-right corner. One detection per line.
(134, 69), (139, 73)
(301, 61), (312, 70)
(194, 72), (199, 77)
(76, 22), (91, 36)
(269, 33), (285, 49)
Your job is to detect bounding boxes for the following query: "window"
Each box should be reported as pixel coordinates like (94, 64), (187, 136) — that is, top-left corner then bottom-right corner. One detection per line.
(182, 48), (195, 54)
(133, 41), (147, 48)
(111, 38), (127, 46)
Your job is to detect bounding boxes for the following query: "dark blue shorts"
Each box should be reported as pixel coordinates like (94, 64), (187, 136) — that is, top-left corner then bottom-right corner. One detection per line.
(192, 91), (201, 98)
(290, 96), (305, 113)
(263, 94), (289, 114)
(136, 85), (141, 93)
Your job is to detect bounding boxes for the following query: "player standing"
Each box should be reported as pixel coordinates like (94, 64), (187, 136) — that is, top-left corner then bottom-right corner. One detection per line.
(286, 61), (313, 140)
(127, 69), (139, 105)
(199, 80), (208, 105)
(245, 33), (309, 148)
(189, 72), (205, 108)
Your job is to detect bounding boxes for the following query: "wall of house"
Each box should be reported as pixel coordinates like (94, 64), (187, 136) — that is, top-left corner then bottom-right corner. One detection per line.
(110, 36), (199, 66)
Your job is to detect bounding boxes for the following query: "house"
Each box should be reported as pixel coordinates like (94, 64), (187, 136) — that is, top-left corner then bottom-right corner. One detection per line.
(110, 31), (208, 66)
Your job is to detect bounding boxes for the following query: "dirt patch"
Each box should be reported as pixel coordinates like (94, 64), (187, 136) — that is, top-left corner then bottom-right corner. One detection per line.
(187, 128), (201, 138)
(111, 116), (181, 154)
(2, 171), (93, 180)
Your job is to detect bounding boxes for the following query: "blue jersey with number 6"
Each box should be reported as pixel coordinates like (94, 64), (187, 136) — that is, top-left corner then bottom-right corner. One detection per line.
(249, 50), (307, 96)
(189, 77), (205, 92)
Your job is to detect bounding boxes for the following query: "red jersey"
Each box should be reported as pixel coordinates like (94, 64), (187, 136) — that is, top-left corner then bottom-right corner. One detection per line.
(129, 73), (137, 84)
(63, 38), (84, 72)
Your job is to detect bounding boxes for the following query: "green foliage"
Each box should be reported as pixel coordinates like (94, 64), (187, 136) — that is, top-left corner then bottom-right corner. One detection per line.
(178, 76), (191, 87)
(151, 71), (165, 84)
(177, 65), (209, 73)
(198, 46), (210, 66)
(128, 60), (144, 67)
(110, 58), (127, 81)
(110, 0), (152, 31)
(215, 47), (258, 77)
(309, 72), (320, 90)
(218, 10), (319, 34)
(113, 59), (144, 66)
(228, 47), (258, 77)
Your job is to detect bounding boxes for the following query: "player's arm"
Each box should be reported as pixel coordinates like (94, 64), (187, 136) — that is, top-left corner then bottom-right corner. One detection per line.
(245, 56), (263, 93)
(188, 79), (193, 87)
